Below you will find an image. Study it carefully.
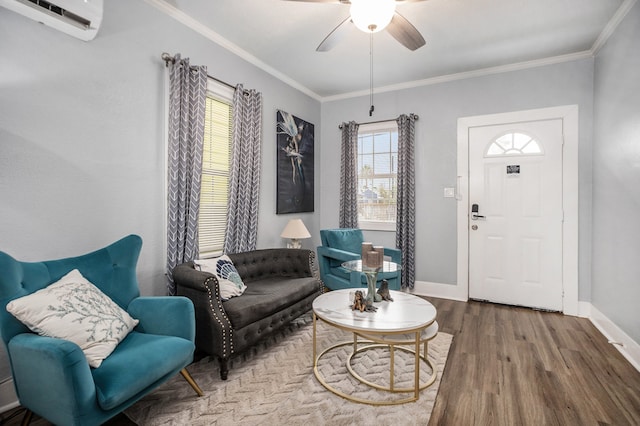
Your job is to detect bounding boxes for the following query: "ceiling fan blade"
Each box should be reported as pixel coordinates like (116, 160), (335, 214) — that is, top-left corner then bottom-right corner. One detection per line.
(316, 16), (353, 52)
(386, 11), (426, 51)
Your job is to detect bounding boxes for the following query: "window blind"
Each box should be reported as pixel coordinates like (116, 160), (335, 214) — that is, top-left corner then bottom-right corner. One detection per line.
(198, 95), (232, 257)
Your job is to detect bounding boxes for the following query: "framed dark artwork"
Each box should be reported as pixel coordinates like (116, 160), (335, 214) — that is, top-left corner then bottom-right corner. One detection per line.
(276, 110), (315, 214)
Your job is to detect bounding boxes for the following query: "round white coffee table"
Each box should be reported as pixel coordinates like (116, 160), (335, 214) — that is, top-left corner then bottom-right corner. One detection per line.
(312, 289), (438, 405)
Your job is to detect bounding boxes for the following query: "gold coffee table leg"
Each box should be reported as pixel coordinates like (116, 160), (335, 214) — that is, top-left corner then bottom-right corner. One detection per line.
(312, 312), (317, 363)
(314, 341), (421, 405)
(390, 344), (395, 391)
(415, 331), (420, 399)
(344, 343), (437, 393)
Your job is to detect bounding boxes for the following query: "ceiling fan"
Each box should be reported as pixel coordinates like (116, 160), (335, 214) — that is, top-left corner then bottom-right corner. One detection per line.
(285, 0), (428, 52)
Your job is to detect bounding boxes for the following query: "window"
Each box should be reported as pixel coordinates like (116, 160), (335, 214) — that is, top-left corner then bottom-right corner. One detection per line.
(357, 121), (398, 231)
(486, 131), (543, 157)
(198, 81), (233, 257)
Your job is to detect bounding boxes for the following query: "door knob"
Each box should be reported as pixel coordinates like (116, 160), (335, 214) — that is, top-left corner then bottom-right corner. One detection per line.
(471, 203), (485, 220)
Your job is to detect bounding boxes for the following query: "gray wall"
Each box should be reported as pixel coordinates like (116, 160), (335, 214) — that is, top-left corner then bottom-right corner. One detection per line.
(592, 2), (640, 343)
(0, 0), (321, 298)
(321, 60), (594, 292)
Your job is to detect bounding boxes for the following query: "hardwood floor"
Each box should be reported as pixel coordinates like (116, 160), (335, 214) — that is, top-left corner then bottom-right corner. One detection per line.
(428, 298), (640, 426)
(2, 298), (639, 425)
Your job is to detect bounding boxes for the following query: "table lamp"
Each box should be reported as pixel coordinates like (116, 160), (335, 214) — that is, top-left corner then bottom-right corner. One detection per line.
(280, 219), (311, 249)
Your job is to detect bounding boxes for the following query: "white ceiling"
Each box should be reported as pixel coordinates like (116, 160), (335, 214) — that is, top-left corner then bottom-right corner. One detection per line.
(152, 0), (631, 100)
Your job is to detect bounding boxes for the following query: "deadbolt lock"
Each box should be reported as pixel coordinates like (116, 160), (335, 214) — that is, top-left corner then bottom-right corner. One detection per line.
(471, 224), (478, 230)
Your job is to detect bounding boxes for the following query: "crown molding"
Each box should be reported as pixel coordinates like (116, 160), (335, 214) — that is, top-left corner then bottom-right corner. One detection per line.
(143, 0), (322, 101)
(323, 0), (636, 101)
(146, 0), (635, 104)
(590, 0), (637, 56)
(322, 51), (594, 102)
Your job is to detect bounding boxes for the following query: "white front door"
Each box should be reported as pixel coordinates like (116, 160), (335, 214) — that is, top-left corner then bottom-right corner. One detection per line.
(468, 119), (563, 311)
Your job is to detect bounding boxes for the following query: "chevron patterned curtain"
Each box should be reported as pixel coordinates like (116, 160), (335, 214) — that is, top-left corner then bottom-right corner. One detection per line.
(166, 55), (207, 295)
(224, 85), (263, 254)
(339, 121), (359, 228)
(396, 114), (417, 289)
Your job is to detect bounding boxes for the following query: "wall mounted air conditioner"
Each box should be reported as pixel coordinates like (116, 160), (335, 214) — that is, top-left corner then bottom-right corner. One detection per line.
(0, 0), (103, 41)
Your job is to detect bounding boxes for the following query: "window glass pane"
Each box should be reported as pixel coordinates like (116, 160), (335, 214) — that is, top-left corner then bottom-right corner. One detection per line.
(487, 143), (505, 156)
(485, 132), (543, 157)
(376, 154), (391, 174)
(356, 122), (398, 229)
(513, 133), (532, 150)
(372, 178), (389, 190)
(495, 134), (513, 150)
(361, 154), (374, 170)
(360, 135), (374, 154)
(373, 132), (390, 153)
(522, 140), (542, 153)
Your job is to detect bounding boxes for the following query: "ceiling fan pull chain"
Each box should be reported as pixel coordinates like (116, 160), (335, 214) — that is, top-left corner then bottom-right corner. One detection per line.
(369, 31), (374, 117)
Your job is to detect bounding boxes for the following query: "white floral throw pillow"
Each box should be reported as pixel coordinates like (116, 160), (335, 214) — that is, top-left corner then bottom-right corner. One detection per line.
(6, 269), (139, 368)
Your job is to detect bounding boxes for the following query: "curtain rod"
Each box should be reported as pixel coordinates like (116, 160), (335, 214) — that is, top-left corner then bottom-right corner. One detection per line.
(338, 114), (419, 129)
(161, 52), (236, 91)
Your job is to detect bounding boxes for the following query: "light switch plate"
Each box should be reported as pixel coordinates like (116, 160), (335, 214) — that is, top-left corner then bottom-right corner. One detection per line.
(444, 187), (455, 198)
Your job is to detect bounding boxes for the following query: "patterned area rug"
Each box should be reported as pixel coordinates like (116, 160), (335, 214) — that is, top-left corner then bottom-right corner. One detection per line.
(125, 313), (453, 426)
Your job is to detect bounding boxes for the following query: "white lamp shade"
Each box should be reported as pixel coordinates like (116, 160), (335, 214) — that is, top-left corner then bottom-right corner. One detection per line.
(280, 219), (311, 239)
(350, 0), (396, 33)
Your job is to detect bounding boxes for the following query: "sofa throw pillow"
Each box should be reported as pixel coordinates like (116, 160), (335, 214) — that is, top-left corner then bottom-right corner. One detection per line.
(194, 255), (246, 300)
(6, 269), (139, 368)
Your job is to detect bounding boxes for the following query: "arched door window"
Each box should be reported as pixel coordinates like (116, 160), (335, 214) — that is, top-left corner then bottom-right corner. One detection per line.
(485, 132), (543, 157)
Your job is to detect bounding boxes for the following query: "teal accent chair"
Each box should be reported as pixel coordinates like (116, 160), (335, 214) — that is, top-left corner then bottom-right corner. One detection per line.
(0, 235), (203, 426)
(317, 228), (402, 291)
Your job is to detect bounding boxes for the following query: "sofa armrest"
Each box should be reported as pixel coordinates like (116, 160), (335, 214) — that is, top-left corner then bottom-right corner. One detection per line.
(317, 246), (361, 288)
(384, 247), (402, 264)
(172, 262), (211, 293)
(308, 250), (321, 282)
(317, 246), (360, 263)
(128, 296), (195, 341)
(172, 262), (233, 360)
(9, 334), (96, 416)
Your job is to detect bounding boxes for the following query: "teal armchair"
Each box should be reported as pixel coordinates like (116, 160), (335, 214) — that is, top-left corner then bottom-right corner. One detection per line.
(0, 235), (202, 426)
(317, 228), (401, 291)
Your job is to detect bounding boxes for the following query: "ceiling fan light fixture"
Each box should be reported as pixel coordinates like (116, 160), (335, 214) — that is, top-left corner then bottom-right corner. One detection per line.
(350, 0), (396, 33)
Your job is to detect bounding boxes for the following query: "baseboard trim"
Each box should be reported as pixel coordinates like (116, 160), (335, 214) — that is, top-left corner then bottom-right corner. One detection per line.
(0, 379), (18, 414)
(577, 301), (591, 318)
(588, 303), (640, 373)
(409, 281), (468, 302)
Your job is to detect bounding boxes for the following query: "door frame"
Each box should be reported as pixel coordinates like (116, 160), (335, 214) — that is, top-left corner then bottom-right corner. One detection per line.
(456, 105), (579, 315)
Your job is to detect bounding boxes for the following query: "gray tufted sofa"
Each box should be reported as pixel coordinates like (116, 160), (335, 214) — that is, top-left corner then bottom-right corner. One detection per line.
(172, 248), (323, 380)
